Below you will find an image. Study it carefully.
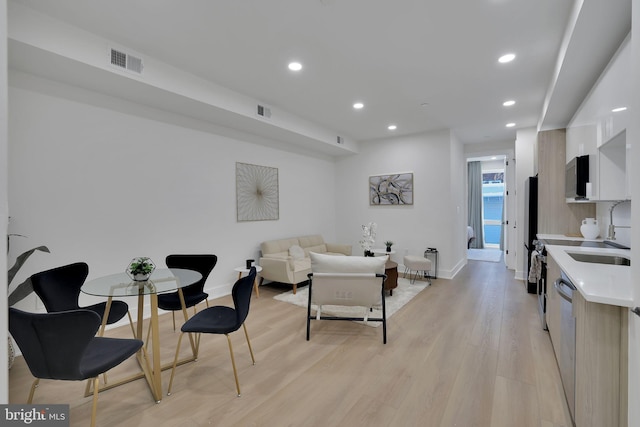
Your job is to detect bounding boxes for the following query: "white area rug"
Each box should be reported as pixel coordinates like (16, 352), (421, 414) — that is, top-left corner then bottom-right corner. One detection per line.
(273, 277), (428, 327)
(468, 248), (502, 262)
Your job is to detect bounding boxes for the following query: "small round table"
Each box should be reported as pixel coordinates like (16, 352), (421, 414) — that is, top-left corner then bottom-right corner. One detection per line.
(234, 265), (263, 297)
(372, 249), (396, 256)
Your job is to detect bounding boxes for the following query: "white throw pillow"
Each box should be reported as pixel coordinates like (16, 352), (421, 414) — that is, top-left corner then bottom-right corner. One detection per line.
(289, 244), (305, 260)
(310, 252), (386, 274)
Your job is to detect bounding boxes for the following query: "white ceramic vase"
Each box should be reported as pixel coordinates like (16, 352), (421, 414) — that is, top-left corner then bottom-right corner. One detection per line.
(580, 218), (599, 240)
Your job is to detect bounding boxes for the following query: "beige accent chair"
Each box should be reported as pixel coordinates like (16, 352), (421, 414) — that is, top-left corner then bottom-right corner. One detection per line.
(306, 252), (388, 343)
(259, 235), (351, 294)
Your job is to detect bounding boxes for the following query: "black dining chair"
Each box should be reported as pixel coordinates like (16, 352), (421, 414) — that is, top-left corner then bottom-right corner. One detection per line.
(9, 307), (143, 427)
(158, 254), (218, 330)
(30, 262), (135, 337)
(167, 267), (257, 397)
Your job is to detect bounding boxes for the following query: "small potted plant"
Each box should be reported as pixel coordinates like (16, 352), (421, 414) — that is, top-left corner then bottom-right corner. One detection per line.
(384, 241), (394, 252)
(127, 257), (155, 281)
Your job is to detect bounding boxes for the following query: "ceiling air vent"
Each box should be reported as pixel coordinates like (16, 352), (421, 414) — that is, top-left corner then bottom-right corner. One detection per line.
(110, 48), (144, 74)
(257, 104), (272, 119)
(337, 136), (344, 145)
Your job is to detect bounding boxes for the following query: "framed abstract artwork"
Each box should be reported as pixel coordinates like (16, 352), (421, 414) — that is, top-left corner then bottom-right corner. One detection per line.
(236, 162), (279, 221)
(369, 172), (413, 205)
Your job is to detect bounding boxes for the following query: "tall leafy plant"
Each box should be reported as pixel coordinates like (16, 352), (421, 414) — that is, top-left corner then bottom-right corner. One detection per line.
(8, 246), (50, 306)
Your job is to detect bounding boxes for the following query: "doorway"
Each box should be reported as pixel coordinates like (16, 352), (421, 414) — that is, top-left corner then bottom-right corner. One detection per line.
(467, 153), (515, 269)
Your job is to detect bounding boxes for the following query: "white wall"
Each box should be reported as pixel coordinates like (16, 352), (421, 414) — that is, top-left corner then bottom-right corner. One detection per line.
(448, 132), (466, 272)
(1, 0), (9, 404)
(514, 127), (537, 281)
(7, 71), (340, 320)
(334, 129), (465, 279)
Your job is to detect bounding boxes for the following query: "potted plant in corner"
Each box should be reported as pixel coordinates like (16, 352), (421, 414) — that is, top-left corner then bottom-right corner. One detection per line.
(126, 257), (156, 281)
(8, 244), (51, 368)
(384, 241), (394, 253)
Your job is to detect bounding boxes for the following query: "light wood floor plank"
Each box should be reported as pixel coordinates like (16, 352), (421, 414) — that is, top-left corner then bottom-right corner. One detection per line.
(9, 259), (572, 427)
(490, 375), (539, 427)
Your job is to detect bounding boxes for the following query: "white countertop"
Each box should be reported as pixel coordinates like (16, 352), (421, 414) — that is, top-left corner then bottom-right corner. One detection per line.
(538, 234), (632, 307)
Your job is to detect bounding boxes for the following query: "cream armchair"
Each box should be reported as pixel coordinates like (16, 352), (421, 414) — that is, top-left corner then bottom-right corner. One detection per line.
(306, 252), (388, 343)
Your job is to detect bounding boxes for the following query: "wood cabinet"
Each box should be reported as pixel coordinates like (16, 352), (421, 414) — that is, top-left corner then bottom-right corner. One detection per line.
(546, 253), (628, 427)
(537, 129), (595, 235)
(573, 291), (628, 427)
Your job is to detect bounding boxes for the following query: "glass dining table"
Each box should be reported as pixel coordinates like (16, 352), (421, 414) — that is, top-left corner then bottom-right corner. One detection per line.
(81, 268), (202, 403)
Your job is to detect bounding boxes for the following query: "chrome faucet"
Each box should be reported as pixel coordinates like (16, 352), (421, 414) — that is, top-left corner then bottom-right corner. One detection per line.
(606, 200), (631, 240)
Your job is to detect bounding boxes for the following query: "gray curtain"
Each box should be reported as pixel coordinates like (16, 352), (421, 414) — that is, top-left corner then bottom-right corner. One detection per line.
(467, 161), (484, 249)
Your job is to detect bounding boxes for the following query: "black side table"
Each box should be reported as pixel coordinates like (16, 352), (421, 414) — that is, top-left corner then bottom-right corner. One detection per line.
(423, 247), (438, 279)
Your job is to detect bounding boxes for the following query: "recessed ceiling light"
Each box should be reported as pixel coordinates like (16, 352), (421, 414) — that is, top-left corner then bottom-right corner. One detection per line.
(288, 62), (302, 71)
(503, 100), (516, 107)
(491, 157), (497, 160)
(353, 102), (364, 109)
(612, 106), (627, 112)
(498, 53), (516, 63)
(388, 125), (397, 130)
(506, 122), (516, 128)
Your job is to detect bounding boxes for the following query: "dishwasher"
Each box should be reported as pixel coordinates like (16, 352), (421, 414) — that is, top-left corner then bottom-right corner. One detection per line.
(555, 272), (576, 423)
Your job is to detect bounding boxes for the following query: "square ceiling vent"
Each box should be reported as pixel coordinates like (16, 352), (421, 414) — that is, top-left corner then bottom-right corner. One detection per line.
(109, 48), (144, 74)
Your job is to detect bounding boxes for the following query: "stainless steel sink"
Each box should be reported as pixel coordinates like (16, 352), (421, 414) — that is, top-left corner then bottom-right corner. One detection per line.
(568, 252), (631, 266)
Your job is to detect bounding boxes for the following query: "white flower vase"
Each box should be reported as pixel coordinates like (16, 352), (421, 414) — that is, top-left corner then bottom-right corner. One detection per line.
(580, 218), (599, 240)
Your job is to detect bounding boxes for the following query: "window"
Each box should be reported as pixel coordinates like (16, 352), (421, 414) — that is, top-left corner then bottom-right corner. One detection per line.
(482, 171), (504, 248)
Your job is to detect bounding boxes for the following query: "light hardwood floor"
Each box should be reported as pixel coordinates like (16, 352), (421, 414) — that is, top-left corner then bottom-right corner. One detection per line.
(9, 259), (574, 427)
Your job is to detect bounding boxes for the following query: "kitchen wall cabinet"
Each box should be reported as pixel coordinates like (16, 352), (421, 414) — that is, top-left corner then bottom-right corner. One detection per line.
(597, 108), (629, 148)
(598, 129), (629, 200)
(565, 34), (630, 203)
(573, 291), (628, 427)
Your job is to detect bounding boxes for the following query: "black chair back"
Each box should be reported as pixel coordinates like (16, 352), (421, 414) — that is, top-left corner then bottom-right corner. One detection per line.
(165, 254), (218, 298)
(233, 267), (256, 326)
(31, 262), (89, 313)
(9, 308), (100, 380)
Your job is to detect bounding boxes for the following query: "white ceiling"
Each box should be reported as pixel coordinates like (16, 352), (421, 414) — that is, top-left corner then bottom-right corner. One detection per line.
(8, 0), (632, 145)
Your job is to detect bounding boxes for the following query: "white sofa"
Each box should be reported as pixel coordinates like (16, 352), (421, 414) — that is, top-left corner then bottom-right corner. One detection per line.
(258, 235), (352, 294)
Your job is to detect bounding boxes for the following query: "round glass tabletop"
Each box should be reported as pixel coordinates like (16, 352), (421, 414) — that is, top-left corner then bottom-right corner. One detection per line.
(81, 268), (203, 297)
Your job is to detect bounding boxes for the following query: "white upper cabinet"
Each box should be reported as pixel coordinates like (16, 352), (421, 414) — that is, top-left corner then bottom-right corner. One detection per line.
(566, 34), (630, 201)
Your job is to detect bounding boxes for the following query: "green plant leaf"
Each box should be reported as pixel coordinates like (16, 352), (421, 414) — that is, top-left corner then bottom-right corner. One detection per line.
(8, 246), (50, 285)
(8, 277), (34, 306)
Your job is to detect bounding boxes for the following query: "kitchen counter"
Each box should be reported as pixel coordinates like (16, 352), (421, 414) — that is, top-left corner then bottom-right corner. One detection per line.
(538, 234), (632, 307)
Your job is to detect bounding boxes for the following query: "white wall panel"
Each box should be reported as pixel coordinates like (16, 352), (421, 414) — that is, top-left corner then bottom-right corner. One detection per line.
(7, 75), (337, 320)
(334, 129), (464, 279)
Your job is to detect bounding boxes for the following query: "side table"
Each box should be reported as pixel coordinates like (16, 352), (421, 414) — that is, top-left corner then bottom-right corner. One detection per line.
(234, 265), (263, 298)
(384, 260), (398, 295)
(423, 248), (438, 279)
